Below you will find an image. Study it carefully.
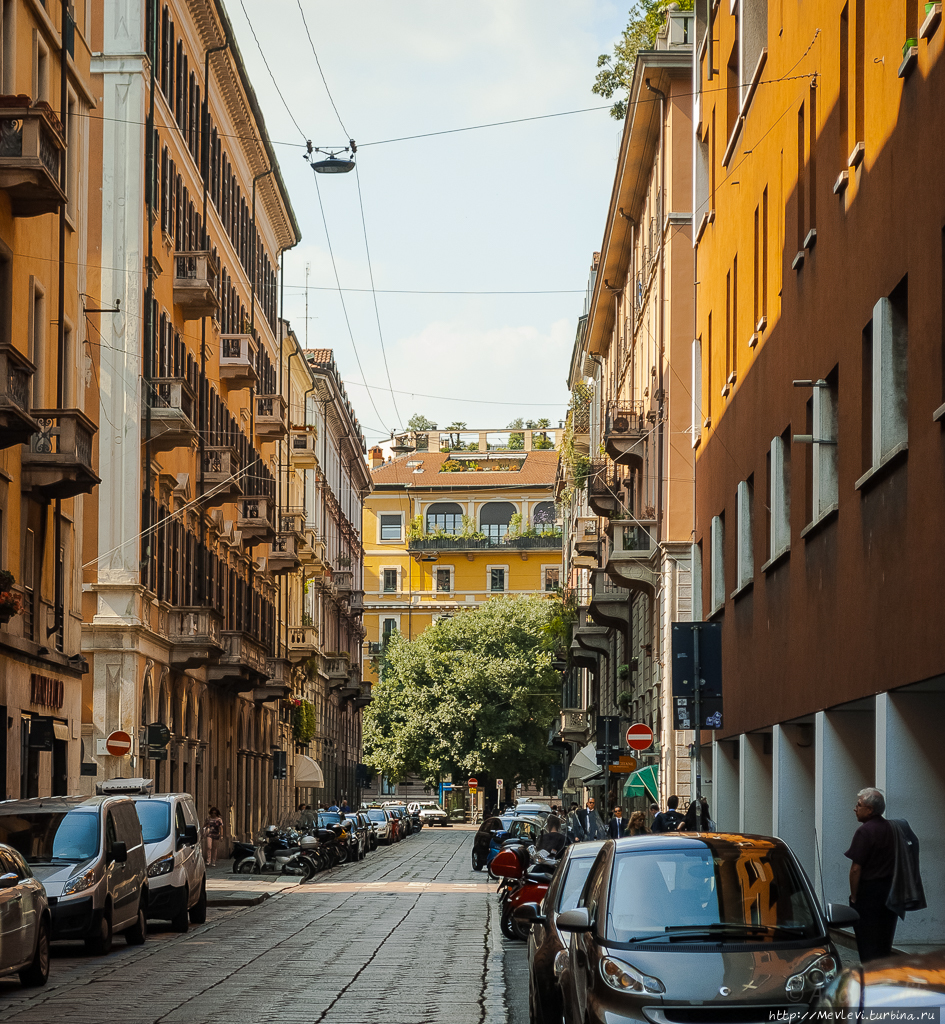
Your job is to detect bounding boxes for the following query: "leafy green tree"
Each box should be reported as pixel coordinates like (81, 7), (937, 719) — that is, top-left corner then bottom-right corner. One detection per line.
(407, 413), (437, 430)
(363, 597), (561, 789)
(593, 0), (695, 120)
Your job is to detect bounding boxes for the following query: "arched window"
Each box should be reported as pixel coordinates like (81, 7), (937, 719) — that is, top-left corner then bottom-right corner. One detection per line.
(425, 501), (463, 535)
(532, 501), (557, 534)
(479, 501), (516, 541)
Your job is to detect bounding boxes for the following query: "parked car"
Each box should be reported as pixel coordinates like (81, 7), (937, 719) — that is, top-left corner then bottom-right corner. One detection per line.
(471, 815), (544, 872)
(363, 808), (395, 845)
(0, 795), (149, 953)
(516, 841), (606, 1024)
(555, 833), (855, 1024)
(341, 813), (368, 860)
(0, 842), (51, 987)
(383, 804), (412, 837)
(513, 802), (552, 822)
(412, 801), (450, 827)
(124, 785), (206, 932)
(319, 812), (362, 861)
(816, 949), (945, 1013)
(354, 812), (378, 852)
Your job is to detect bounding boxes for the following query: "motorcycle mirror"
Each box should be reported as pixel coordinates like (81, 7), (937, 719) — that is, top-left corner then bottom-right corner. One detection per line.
(512, 902), (546, 928)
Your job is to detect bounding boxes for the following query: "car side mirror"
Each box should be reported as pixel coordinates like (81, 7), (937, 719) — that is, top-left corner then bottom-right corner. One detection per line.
(179, 824), (199, 847)
(556, 908), (593, 932)
(512, 902), (546, 929)
(826, 903), (859, 926)
(0, 872), (19, 889)
(110, 841), (128, 863)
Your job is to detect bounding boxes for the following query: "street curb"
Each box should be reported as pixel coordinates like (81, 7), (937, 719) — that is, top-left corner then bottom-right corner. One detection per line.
(207, 893), (270, 908)
(482, 894), (506, 1024)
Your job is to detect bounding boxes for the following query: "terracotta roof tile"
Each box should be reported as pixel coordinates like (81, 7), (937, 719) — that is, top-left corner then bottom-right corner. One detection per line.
(306, 348), (334, 365)
(371, 449), (559, 489)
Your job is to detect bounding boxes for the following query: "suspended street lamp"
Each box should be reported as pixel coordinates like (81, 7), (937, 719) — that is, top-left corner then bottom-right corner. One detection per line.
(305, 139), (357, 174)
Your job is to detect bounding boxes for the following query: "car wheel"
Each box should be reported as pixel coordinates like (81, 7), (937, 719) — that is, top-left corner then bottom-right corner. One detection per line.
(471, 848), (485, 871)
(19, 916), (50, 988)
(500, 905), (522, 941)
(171, 899), (189, 934)
(85, 905), (113, 956)
(189, 880), (208, 924)
(125, 900), (148, 945)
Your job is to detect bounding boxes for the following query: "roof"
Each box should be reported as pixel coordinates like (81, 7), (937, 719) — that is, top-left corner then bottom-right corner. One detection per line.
(371, 449), (560, 490)
(0, 796), (110, 813)
(306, 348), (333, 365)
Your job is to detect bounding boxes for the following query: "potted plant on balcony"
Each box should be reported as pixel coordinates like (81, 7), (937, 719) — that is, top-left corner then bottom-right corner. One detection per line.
(616, 690), (633, 715)
(0, 571), (23, 625)
(292, 699), (317, 744)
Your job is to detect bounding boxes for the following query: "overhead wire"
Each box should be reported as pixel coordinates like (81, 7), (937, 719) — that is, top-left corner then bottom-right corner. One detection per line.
(295, 0), (350, 139)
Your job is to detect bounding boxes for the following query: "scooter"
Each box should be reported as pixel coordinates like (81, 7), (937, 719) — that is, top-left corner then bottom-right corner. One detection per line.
(491, 843), (559, 940)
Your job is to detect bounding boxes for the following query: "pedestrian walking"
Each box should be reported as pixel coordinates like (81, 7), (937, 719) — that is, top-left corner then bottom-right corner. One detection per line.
(627, 810), (649, 836)
(648, 802), (659, 827)
(651, 795), (686, 833)
(536, 815), (568, 857)
(341, 798), (350, 813)
(608, 807), (627, 839)
(845, 788), (899, 962)
(677, 798), (713, 832)
(574, 797), (607, 841)
(204, 806), (224, 867)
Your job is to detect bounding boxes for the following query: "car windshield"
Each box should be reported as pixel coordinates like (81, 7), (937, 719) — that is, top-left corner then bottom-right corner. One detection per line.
(134, 801), (171, 843)
(367, 810), (388, 822)
(606, 844), (820, 943)
(318, 812), (342, 826)
(0, 810), (100, 864)
(558, 857), (597, 913)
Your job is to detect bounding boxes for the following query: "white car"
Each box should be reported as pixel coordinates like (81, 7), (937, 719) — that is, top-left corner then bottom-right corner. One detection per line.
(412, 802), (450, 827)
(123, 786), (206, 932)
(0, 843), (50, 987)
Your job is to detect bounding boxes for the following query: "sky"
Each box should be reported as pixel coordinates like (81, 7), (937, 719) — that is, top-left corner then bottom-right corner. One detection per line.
(227, 0), (627, 443)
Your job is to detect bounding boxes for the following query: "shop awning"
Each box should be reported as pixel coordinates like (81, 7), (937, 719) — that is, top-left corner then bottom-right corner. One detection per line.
(622, 764), (659, 802)
(565, 742), (601, 784)
(295, 755), (324, 787)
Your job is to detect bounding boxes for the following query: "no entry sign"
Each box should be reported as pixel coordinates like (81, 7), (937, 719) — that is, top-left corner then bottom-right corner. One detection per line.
(105, 730), (133, 757)
(625, 723), (654, 751)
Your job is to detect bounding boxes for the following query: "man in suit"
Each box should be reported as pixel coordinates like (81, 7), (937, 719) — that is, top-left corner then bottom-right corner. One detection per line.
(608, 807), (627, 839)
(574, 797), (607, 841)
(651, 795), (686, 833)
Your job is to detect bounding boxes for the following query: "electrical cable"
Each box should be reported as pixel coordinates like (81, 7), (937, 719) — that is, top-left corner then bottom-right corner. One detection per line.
(342, 378), (567, 408)
(295, 0), (350, 139)
(282, 284), (584, 295)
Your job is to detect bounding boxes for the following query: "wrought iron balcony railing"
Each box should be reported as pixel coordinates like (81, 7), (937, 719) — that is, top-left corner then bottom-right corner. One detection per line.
(0, 101), (66, 216)
(219, 334), (257, 387)
(0, 342), (38, 449)
(173, 251), (218, 319)
(21, 409), (99, 499)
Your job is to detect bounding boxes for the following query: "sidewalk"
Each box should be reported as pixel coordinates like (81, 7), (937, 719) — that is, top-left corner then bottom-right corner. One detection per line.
(204, 861), (300, 907)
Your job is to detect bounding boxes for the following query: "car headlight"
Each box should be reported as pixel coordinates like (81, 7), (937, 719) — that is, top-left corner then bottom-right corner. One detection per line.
(554, 950), (570, 980)
(148, 854), (175, 878)
(600, 956), (665, 995)
(786, 954), (838, 999)
(62, 868), (96, 895)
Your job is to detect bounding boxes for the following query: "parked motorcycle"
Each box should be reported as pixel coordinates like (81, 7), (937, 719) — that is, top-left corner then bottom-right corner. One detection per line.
(490, 843), (559, 941)
(234, 825), (306, 875)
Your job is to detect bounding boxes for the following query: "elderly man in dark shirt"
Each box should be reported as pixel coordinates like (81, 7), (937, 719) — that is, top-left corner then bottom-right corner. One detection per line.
(845, 787), (897, 962)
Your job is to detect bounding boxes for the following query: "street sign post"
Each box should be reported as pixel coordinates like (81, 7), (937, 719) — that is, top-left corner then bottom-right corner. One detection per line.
(468, 777), (478, 788)
(496, 778), (503, 790)
(105, 730), (132, 757)
(625, 723), (654, 751)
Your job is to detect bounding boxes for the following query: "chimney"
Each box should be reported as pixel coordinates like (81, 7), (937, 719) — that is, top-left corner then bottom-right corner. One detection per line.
(369, 446), (384, 470)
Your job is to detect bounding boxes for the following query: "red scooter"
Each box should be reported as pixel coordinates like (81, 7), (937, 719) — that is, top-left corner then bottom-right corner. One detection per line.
(490, 843), (559, 941)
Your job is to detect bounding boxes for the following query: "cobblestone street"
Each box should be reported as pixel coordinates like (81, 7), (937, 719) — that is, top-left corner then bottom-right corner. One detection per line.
(0, 828), (516, 1024)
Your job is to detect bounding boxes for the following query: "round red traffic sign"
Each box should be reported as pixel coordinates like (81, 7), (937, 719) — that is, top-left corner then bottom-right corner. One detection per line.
(105, 730), (133, 756)
(467, 778), (478, 787)
(626, 723), (654, 751)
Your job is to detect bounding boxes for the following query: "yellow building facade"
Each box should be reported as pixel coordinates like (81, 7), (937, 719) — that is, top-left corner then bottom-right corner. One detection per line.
(362, 427), (563, 705)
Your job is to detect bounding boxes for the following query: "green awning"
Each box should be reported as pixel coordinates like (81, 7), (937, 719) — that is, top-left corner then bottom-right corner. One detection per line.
(622, 764), (659, 802)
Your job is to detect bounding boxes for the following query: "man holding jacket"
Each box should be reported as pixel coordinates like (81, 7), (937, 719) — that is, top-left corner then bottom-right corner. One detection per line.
(572, 797), (607, 841)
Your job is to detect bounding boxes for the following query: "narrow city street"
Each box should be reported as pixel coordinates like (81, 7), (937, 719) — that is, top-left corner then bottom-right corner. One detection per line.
(0, 828), (522, 1024)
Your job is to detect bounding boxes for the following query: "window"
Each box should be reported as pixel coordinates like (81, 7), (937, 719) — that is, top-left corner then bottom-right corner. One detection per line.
(859, 279), (908, 484)
(33, 32), (49, 102)
(692, 338), (702, 446)
(1, 0), (14, 95)
(382, 569), (398, 593)
(543, 567), (560, 592)
(766, 433), (791, 562)
(66, 94), (78, 221)
(735, 479), (753, 592)
(490, 568), (506, 592)
(532, 501), (557, 533)
(29, 278), (45, 408)
(379, 513), (402, 542)
(425, 502), (462, 535)
(435, 567), (452, 593)
(480, 502), (516, 541)
(810, 373), (839, 521)
(710, 514), (725, 614)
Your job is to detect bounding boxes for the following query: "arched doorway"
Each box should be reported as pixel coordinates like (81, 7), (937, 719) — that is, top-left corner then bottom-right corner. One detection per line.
(479, 501), (516, 541)
(425, 501), (463, 535)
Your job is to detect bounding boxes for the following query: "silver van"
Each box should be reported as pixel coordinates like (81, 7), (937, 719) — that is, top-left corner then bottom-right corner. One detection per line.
(0, 795), (149, 953)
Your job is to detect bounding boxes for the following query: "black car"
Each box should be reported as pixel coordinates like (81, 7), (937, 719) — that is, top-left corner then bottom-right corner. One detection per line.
(516, 841), (607, 1024)
(471, 815), (544, 872)
(816, 948), (945, 1013)
(557, 833), (856, 1024)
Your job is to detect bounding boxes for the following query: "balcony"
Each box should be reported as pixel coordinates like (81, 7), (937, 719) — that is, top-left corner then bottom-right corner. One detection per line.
(173, 251), (218, 319)
(253, 658), (292, 703)
(255, 394), (287, 439)
(168, 606), (224, 669)
(569, 637), (600, 671)
(587, 460), (622, 517)
(573, 615), (611, 658)
(561, 709), (590, 744)
(347, 591), (364, 613)
(287, 625), (319, 662)
(588, 571), (631, 633)
(352, 679), (373, 710)
(200, 446), (242, 505)
(289, 427), (317, 467)
(236, 495), (274, 542)
(605, 519), (659, 596)
(299, 530), (327, 567)
(407, 533), (562, 554)
(146, 377), (197, 453)
(207, 630), (269, 691)
(325, 654), (351, 689)
(0, 101), (66, 216)
(339, 665), (361, 701)
(268, 532), (301, 575)
(0, 343), (39, 449)
(333, 570), (354, 594)
(219, 334), (257, 387)
(573, 517), (602, 563)
(21, 409), (99, 499)
(605, 401), (647, 462)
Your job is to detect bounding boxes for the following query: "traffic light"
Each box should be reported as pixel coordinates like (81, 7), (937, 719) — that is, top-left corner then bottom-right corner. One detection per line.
(272, 750), (287, 780)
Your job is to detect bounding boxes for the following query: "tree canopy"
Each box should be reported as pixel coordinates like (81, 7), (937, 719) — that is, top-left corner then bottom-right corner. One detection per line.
(363, 597), (561, 789)
(593, 0), (695, 120)
(407, 413), (437, 431)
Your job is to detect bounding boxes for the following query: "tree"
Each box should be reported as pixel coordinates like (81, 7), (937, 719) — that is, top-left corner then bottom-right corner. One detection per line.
(363, 597), (561, 789)
(407, 413), (437, 431)
(593, 1), (694, 120)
